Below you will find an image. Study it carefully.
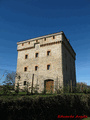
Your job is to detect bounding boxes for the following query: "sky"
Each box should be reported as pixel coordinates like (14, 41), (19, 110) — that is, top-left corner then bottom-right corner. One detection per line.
(0, 0), (90, 85)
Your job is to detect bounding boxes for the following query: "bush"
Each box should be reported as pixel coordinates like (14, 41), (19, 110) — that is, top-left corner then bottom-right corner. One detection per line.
(0, 94), (89, 120)
(15, 83), (19, 94)
(2, 85), (12, 95)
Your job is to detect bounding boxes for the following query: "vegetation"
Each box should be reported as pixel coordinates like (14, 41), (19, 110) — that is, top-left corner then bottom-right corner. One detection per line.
(0, 94), (89, 120)
(0, 72), (90, 120)
(82, 117), (90, 120)
(3, 71), (16, 89)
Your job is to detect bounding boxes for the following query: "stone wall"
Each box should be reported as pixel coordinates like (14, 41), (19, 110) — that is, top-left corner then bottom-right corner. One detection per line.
(15, 31), (76, 93)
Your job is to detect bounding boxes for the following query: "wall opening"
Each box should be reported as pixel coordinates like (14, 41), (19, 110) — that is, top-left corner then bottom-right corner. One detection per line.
(44, 79), (54, 93)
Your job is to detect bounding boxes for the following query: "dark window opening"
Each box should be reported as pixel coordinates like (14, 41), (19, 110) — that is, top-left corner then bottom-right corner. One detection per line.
(47, 65), (50, 70)
(24, 81), (26, 85)
(53, 36), (55, 39)
(22, 43), (24, 46)
(36, 40), (38, 43)
(35, 66), (38, 71)
(25, 55), (28, 59)
(35, 53), (38, 58)
(24, 67), (27, 71)
(47, 51), (51, 56)
(44, 38), (46, 41)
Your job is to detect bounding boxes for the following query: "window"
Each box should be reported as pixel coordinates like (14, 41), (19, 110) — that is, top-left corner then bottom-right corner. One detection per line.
(47, 65), (50, 70)
(35, 53), (39, 58)
(24, 81), (26, 85)
(35, 66), (38, 71)
(47, 51), (51, 56)
(25, 54), (28, 59)
(28, 42), (30, 44)
(22, 43), (24, 46)
(24, 67), (27, 72)
(36, 40), (38, 43)
(53, 36), (55, 39)
(44, 38), (46, 41)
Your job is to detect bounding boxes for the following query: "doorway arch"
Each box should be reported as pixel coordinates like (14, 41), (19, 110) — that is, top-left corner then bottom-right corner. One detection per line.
(44, 79), (54, 93)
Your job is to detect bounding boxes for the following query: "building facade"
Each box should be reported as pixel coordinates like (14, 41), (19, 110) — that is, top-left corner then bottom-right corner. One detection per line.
(15, 31), (76, 93)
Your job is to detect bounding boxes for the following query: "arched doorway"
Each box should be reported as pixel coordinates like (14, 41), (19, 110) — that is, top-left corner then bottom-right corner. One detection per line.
(44, 79), (54, 93)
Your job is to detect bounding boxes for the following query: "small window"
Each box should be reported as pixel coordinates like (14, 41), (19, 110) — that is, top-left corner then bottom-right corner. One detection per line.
(53, 36), (55, 39)
(25, 54), (28, 59)
(24, 81), (26, 85)
(22, 43), (24, 46)
(24, 67), (27, 72)
(35, 66), (38, 71)
(36, 40), (38, 43)
(47, 65), (50, 70)
(44, 38), (46, 41)
(35, 53), (39, 58)
(28, 42), (30, 44)
(47, 51), (51, 56)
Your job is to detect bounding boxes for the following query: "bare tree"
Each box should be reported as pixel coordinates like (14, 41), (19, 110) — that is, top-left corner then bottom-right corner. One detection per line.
(3, 72), (16, 89)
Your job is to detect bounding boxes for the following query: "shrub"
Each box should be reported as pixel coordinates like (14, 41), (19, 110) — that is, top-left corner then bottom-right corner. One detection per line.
(15, 83), (19, 94)
(0, 94), (89, 120)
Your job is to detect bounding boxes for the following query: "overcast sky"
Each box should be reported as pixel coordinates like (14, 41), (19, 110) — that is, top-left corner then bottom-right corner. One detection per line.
(0, 0), (90, 85)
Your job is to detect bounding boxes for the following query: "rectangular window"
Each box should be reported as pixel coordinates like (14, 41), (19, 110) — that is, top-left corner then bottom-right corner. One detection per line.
(22, 43), (24, 46)
(35, 66), (38, 71)
(47, 65), (50, 70)
(25, 54), (28, 59)
(47, 51), (51, 56)
(24, 81), (26, 85)
(36, 40), (38, 43)
(53, 36), (55, 39)
(35, 53), (39, 58)
(24, 67), (27, 72)
(44, 38), (46, 41)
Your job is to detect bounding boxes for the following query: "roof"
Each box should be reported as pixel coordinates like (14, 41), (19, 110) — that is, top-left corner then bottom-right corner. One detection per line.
(17, 31), (76, 55)
(17, 31), (64, 45)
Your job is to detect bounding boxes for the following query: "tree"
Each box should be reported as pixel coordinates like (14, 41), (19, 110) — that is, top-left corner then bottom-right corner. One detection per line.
(76, 82), (87, 93)
(3, 72), (16, 90)
(15, 82), (19, 94)
(15, 72), (21, 94)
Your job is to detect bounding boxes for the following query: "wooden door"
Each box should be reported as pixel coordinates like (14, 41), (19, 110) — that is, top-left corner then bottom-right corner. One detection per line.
(45, 80), (54, 93)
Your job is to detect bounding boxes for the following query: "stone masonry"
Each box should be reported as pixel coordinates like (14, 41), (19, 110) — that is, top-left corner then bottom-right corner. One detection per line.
(15, 31), (76, 93)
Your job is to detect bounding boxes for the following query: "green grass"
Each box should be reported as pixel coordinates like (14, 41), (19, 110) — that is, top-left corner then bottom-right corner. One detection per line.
(0, 93), (89, 102)
(82, 117), (90, 120)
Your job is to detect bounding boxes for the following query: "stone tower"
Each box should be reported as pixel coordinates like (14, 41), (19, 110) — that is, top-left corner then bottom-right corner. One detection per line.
(15, 31), (76, 93)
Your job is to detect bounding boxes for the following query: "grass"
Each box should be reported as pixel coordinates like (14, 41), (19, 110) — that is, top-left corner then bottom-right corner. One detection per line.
(0, 92), (89, 101)
(82, 117), (90, 120)
(0, 90), (89, 101)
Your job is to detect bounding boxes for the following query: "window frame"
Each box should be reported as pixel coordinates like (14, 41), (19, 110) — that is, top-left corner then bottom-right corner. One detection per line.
(35, 65), (38, 71)
(52, 36), (55, 39)
(47, 64), (50, 70)
(35, 52), (39, 58)
(22, 43), (24, 46)
(28, 42), (30, 44)
(24, 81), (26, 85)
(36, 40), (38, 43)
(47, 50), (51, 56)
(24, 67), (28, 72)
(44, 38), (46, 41)
(25, 54), (28, 59)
